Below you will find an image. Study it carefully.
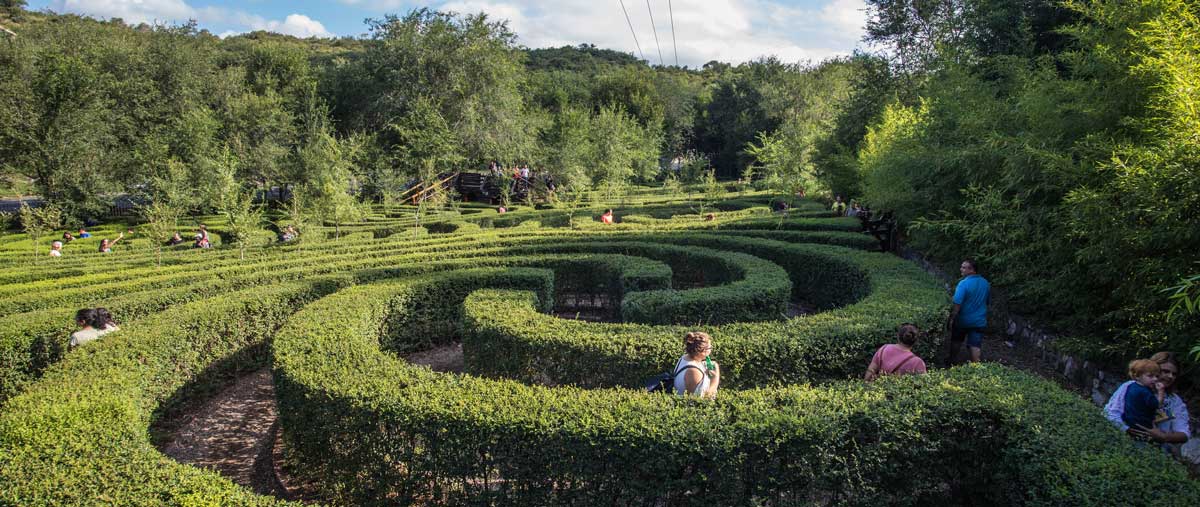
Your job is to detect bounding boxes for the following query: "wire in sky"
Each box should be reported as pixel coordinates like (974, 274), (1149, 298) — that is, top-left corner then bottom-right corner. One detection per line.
(645, 0), (665, 66)
(668, 0), (678, 66)
(617, 0), (645, 62)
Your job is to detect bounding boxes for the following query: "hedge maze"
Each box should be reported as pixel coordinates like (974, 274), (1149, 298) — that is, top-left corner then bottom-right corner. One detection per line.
(0, 195), (1196, 506)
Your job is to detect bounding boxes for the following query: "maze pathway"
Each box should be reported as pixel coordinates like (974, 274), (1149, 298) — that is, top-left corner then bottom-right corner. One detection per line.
(159, 349), (468, 499)
(159, 368), (282, 497)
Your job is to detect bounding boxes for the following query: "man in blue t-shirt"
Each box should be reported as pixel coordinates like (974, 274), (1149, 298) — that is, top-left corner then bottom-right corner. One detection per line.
(946, 259), (990, 365)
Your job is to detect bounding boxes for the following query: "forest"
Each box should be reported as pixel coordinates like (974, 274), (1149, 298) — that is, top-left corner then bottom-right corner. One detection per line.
(0, 0), (1198, 369)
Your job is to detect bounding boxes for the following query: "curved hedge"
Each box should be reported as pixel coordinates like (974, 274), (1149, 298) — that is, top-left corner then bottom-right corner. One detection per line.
(462, 238), (938, 388)
(273, 269), (1200, 507)
(4, 197), (1196, 507)
(0, 254), (664, 504)
(0, 280), (345, 506)
(0, 229), (816, 402)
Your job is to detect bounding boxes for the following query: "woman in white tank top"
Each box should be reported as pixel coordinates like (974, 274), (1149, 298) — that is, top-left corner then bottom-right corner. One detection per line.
(673, 331), (720, 398)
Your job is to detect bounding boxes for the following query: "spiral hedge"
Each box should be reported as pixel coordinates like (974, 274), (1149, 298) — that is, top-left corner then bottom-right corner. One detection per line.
(0, 195), (1197, 506)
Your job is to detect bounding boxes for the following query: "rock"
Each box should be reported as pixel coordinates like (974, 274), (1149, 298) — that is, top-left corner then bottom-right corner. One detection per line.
(1062, 356), (1076, 377)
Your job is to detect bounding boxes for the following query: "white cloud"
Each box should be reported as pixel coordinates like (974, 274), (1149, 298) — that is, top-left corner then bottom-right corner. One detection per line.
(49, 1), (333, 38)
(230, 13), (333, 38)
(263, 14), (332, 38)
(50, 1), (867, 61)
(51, 0), (196, 25)
(432, 0), (867, 67)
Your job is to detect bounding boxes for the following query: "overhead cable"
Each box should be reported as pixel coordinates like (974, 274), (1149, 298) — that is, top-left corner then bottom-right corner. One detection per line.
(617, 0), (645, 61)
(645, 0), (665, 66)
(668, 0), (678, 66)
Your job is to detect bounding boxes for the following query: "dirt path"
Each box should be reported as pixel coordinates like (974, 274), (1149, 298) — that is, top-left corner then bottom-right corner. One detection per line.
(158, 344), (468, 500)
(158, 368), (285, 497)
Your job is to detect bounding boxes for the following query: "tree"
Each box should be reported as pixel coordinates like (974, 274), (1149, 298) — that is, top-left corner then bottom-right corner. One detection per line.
(388, 97), (464, 189)
(221, 187), (264, 260)
(1, 0), (27, 19)
(354, 9), (528, 163)
(701, 169), (724, 215)
(585, 105), (660, 186)
(0, 49), (116, 219)
(283, 185), (314, 248)
(18, 202), (63, 259)
(294, 117), (362, 239)
(541, 107), (592, 189)
(662, 173), (683, 202)
(560, 184), (591, 229)
(693, 72), (777, 178)
(139, 199), (183, 266)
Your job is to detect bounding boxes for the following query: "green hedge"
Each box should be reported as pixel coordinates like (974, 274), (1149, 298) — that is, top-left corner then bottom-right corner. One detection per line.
(463, 239), (940, 388)
(0, 226), (843, 402)
(0, 227), (853, 402)
(504, 240), (791, 324)
(274, 271), (1200, 507)
(0, 279), (349, 505)
(0, 248), (674, 403)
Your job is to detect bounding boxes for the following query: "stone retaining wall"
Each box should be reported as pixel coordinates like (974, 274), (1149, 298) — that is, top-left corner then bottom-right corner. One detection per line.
(899, 246), (1200, 465)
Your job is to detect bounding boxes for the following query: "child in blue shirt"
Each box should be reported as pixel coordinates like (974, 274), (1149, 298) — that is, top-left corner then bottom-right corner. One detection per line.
(1122, 359), (1163, 435)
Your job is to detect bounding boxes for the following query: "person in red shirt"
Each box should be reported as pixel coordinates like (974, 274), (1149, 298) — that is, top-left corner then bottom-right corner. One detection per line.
(600, 209), (614, 224)
(864, 323), (928, 381)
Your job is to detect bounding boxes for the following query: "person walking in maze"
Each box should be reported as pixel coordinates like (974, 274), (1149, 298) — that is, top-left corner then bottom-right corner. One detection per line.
(49, 241), (63, 257)
(674, 331), (720, 399)
(1105, 352), (1190, 451)
(600, 209), (614, 224)
(93, 307), (120, 333)
(946, 259), (990, 365)
(831, 195), (846, 216)
(69, 308), (120, 348)
(864, 323), (928, 381)
(98, 233), (123, 253)
(69, 309), (100, 348)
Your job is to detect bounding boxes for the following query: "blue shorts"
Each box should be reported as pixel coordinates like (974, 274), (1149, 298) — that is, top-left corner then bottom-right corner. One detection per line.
(952, 325), (984, 348)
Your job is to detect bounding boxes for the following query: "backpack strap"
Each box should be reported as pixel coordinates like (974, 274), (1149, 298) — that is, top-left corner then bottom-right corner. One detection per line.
(671, 364), (704, 394)
(886, 353), (918, 375)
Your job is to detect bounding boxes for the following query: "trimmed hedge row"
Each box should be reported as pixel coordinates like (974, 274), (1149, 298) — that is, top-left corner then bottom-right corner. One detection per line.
(0, 233), (496, 316)
(720, 229), (879, 250)
(504, 241), (791, 324)
(0, 233), (781, 376)
(463, 239), (939, 388)
(0, 249), (672, 404)
(0, 225), (858, 402)
(274, 271), (1200, 506)
(1, 257), (635, 501)
(0, 279), (348, 506)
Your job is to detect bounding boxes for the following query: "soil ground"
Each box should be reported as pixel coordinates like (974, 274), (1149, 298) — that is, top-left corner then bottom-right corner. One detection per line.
(157, 368), (285, 497)
(157, 345), (465, 501)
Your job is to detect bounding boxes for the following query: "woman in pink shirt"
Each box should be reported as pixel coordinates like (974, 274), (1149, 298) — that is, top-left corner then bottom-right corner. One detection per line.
(864, 323), (928, 381)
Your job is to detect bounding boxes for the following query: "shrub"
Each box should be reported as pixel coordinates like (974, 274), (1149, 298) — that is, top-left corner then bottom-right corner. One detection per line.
(275, 272), (1198, 507)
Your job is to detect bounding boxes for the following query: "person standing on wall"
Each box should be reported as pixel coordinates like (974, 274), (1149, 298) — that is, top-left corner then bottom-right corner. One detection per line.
(946, 259), (990, 365)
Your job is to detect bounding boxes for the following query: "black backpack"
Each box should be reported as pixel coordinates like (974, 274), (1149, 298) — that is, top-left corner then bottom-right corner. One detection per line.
(645, 364), (703, 394)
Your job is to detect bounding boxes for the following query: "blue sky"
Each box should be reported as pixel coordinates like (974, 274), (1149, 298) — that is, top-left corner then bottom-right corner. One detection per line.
(27, 1), (869, 67)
